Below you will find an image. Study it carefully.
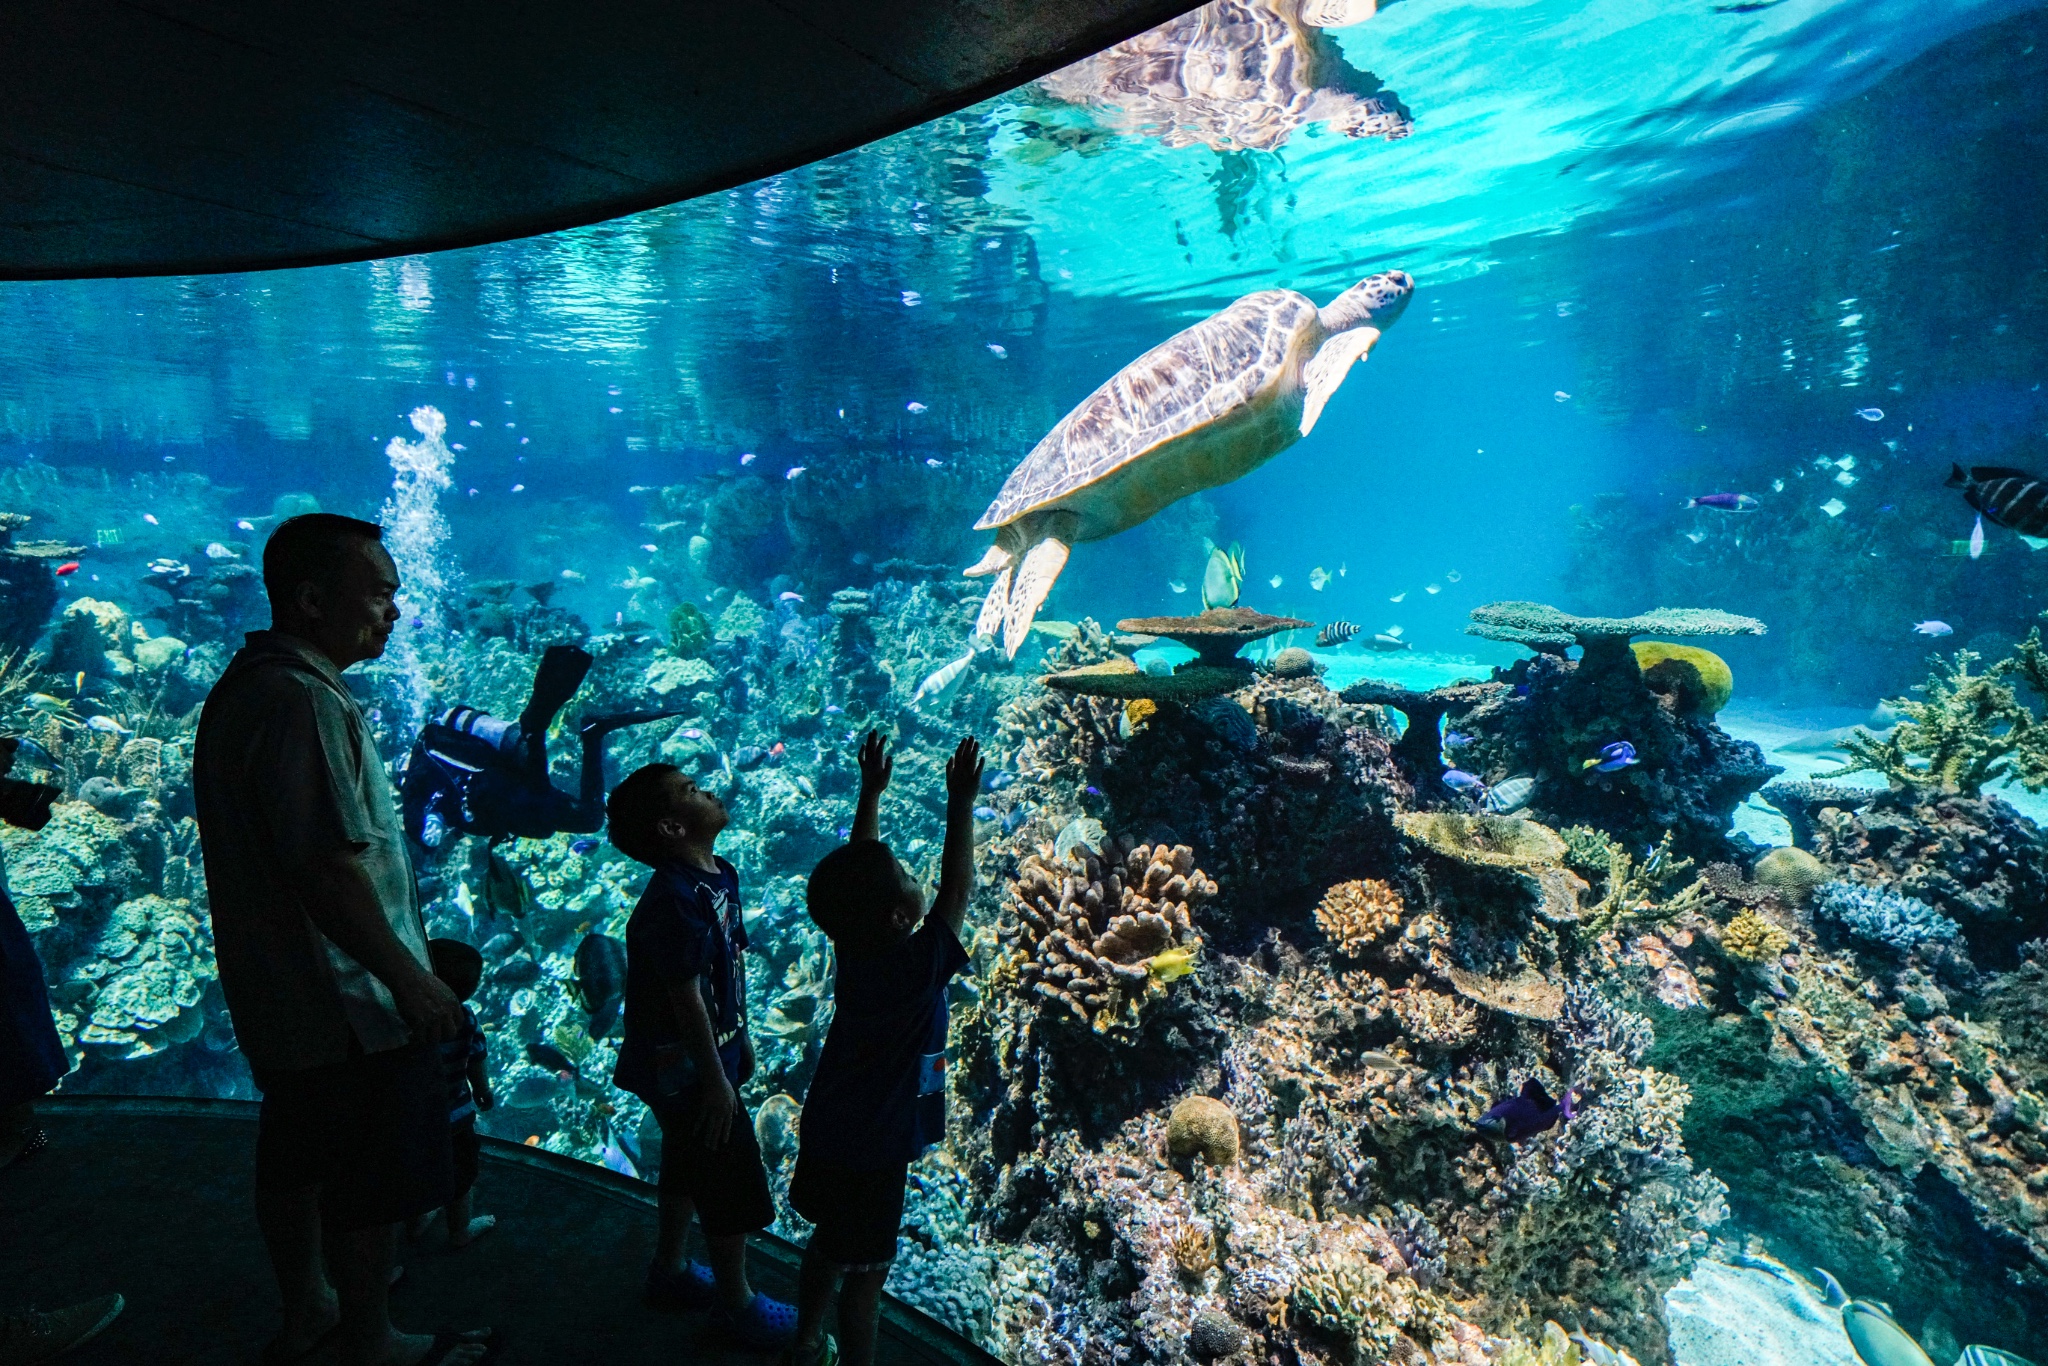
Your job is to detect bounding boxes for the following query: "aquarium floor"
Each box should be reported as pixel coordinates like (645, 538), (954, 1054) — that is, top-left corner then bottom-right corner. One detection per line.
(2, 1095), (986, 1366)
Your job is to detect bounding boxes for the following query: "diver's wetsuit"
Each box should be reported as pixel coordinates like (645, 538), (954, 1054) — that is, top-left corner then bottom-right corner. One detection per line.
(401, 644), (674, 855)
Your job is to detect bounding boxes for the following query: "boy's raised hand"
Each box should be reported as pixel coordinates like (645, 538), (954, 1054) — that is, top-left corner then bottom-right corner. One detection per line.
(857, 728), (893, 792)
(945, 736), (984, 805)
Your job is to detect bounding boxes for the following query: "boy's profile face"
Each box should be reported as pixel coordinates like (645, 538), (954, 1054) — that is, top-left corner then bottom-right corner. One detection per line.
(877, 857), (924, 942)
(658, 770), (728, 842)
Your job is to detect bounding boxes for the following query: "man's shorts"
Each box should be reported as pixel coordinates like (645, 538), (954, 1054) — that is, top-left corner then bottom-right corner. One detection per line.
(651, 1094), (774, 1237)
(254, 1041), (454, 1231)
(789, 1154), (908, 1270)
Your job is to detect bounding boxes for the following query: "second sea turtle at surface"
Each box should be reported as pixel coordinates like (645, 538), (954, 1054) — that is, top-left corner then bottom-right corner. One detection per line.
(966, 269), (1414, 657)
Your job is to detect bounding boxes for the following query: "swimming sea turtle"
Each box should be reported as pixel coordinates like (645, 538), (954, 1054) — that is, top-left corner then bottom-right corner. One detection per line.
(967, 269), (1414, 656)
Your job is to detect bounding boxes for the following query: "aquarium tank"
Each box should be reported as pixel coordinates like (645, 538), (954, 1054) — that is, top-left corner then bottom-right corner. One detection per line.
(6, 0), (2048, 1361)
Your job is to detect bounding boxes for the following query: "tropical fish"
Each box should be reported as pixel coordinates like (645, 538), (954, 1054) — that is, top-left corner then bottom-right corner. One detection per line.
(1821, 498), (1847, 517)
(1146, 947), (1196, 982)
(1389, 591), (1406, 603)
(236, 519), (256, 531)
(25, 694), (71, 714)
(1441, 730), (1473, 749)
(1337, 563), (1347, 577)
(1855, 407), (1884, 421)
(1169, 580), (1188, 594)
(1948, 464), (2048, 537)
(1269, 575), (1283, 589)
(732, 746), (770, 769)
(1316, 621), (1358, 648)
(1053, 816), (1106, 865)
(1913, 620), (1953, 637)
(987, 770), (1016, 791)
(1971, 515), (1986, 560)
(143, 513), (159, 525)
(1957, 1348), (2038, 1366)
(1554, 390), (1570, 401)
(1424, 584), (1441, 595)
(1836, 470), (1858, 487)
(1582, 740), (1638, 772)
(526, 1041), (579, 1075)
(1688, 493), (1758, 511)
(1201, 541), (1245, 610)
(1476, 1078), (1573, 1141)
(1445, 570), (1462, 583)
(778, 591), (804, 603)
(1483, 775), (1537, 813)
(987, 343), (1008, 358)
(785, 466), (806, 480)
(1369, 633), (1413, 652)
(204, 541), (238, 559)
(1359, 1050), (1404, 1071)
(84, 715), (133, 737)
(598, 1137), (639, 1178)
(912, 651), (976, 709)
(740, 452), (758, 465)
(1309, 567), (1330, 591)
(926, 458), (944, 468)
(570, 838), (600, 854)
(906, 401), (928, 413)
(679, 727), (706, 740)
(1842, 1299), (1936, 1366)
(973, 806), (998, 821)
(54, 561), (79, 576)
(1442, 769), (1487, 795)
(482, 852), (533, 919)
(575, 933), (629, 1039)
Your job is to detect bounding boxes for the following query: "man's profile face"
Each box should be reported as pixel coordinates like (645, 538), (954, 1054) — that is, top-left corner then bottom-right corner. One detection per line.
(301, 539), (401, 669)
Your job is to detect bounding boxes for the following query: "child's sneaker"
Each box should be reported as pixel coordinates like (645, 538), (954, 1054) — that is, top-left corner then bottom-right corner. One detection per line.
(644, 1260), (718, 1312)
(718, 1292), (798, 1350)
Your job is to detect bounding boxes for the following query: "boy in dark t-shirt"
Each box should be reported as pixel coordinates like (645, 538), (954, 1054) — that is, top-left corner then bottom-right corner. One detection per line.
(606, 763), (795, 1351)
(787, 730), (980, 1366)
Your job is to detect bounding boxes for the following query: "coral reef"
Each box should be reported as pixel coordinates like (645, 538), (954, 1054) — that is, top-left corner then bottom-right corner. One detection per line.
(1313, 879), (1403, 957)
(1719, 910), (1791, 962)
(1752, 846), (1827, 904)
(1165, 1096), (1239, 1167)
(1629, 641), (1733, 717)
(1811, 881), (1960, 953)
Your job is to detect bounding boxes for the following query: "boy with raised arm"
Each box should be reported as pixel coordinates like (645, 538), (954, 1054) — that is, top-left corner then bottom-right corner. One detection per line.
(785, 731), (981, 1366)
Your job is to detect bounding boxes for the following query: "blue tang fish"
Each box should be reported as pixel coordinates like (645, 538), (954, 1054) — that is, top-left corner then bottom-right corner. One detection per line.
(1582, 741), (1638, 772)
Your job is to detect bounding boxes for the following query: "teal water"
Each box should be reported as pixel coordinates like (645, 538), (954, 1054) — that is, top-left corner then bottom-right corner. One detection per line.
(7, 2), (2048, 1362)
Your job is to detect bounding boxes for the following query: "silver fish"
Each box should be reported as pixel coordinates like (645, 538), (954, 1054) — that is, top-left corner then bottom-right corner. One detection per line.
(1201, 540), (1244, 610)
(1483, 776), (1536, 813)
(1359, 1050), (1403, 1071)
(1369, 633), (1413, 651)
(1842, 1299), (1935, 1366)
(912, 651), (976, 709)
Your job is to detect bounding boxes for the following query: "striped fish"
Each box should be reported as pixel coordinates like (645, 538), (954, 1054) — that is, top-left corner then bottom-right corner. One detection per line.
(1949, 463), (2048, 536)
(1316, 620), (1359, 648)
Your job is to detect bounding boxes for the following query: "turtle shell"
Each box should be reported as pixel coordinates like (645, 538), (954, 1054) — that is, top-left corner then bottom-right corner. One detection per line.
(976, 289), (1322, 534)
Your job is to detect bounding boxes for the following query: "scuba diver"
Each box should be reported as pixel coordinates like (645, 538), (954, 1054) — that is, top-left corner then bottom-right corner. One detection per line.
(401, 644), (676, 857)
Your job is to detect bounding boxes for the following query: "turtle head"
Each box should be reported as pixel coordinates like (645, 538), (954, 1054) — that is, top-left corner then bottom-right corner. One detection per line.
(1319, 271), (1414, 334)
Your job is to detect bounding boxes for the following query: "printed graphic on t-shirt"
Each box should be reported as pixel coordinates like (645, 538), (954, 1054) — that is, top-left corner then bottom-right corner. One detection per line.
(917, 1050), (945, 1095)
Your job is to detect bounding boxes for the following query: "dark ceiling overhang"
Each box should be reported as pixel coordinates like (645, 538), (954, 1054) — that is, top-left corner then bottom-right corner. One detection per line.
(1, 0), (1202, 282)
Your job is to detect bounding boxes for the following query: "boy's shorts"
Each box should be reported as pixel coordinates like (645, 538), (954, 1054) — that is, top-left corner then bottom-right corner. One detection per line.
(789, 1153), (908, 1270)
(254, 1040), (454, 1231)
(651, 1093), (774, 1236)
(450, 1117), (480, 1199)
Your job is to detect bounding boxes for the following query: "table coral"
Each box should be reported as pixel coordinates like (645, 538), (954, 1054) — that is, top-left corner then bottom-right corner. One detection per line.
(1000, 841), (1213, 1033)
(1313, 878), (1403, 957)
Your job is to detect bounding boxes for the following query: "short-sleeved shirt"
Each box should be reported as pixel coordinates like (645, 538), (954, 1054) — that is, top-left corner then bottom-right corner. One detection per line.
(194, 631), (431, 1076)
(799, 918), (968, 1170)
(438, 1006), (486, 1123)
(613, 857), (749, 1103)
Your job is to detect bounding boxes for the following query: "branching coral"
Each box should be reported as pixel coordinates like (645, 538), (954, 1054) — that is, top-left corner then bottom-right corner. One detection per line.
(1389, 987), (1479, 1050)
(1720, 909), (1792, 962)
(1001, 841), (1213, 1033)
(1822, 650), (2038, 796)
(1580, 831), (1710, 939)
(1812, 880), (1960, 952)
(1313, 878), (1403, 956)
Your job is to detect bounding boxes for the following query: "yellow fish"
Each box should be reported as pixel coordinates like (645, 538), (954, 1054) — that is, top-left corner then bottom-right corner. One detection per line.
(1146, 946), (1199, 982)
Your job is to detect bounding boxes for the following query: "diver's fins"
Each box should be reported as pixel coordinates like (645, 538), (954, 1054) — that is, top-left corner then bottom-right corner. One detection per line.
(518, 645), (593, 737)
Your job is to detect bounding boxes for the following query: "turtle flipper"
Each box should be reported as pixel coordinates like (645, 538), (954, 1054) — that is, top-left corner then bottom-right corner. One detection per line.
(1003, 538), (1070, 658)
(1300, 326), (1380, 436)
(964, 543), (1012, 577)
(974, 565), (1013, 647)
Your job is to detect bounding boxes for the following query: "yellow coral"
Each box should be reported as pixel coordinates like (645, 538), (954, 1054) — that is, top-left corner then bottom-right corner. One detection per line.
(1124, 698), (1158, 731)
(1314, 878), (1403, 956)
(1166, 1095), (1240, 1167)
(1721, 909), (1792, 962)
(1632, 641), (1735, 715)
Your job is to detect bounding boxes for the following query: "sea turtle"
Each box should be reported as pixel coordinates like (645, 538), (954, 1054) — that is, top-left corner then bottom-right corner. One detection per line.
(967, 269), (1413, 656)
(1035, 0), (1408, 154)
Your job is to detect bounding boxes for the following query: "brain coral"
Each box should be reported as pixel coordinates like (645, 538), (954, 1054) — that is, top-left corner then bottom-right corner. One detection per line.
(1753, 846), (1828, 904)
(1631, 641), (1734, 715)
(1166, 1095), (1240, 1167)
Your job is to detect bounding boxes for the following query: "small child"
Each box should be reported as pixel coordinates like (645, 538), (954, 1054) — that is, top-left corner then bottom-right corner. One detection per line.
(787, 730), (981, 1366)
(414, 938), (496, 1247)
(606, 763), (795, 1351)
